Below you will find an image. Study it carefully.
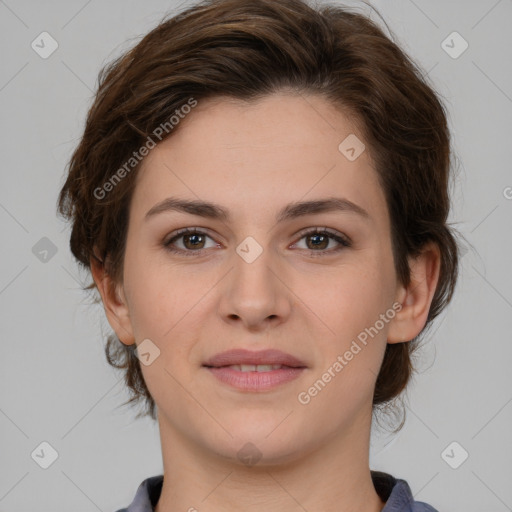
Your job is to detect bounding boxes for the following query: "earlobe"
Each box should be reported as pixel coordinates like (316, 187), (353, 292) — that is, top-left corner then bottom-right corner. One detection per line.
(387, 242), (441, 344)
(90, 254), (135, 346)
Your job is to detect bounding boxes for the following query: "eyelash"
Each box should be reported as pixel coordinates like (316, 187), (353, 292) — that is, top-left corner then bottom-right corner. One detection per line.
(163, 227), (352, 257)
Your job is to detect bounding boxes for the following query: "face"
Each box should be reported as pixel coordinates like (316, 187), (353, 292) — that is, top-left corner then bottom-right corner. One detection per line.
(104, 93), (413, 464)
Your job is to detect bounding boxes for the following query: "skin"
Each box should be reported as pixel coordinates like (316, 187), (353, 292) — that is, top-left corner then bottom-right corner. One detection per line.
(92, 92), (440, 512)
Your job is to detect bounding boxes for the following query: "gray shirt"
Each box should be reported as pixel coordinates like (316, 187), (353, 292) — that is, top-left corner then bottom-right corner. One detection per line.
(114, 471), (439, 511)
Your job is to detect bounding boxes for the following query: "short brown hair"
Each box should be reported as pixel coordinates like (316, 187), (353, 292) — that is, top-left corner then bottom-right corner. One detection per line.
(57, 0), (460, 424)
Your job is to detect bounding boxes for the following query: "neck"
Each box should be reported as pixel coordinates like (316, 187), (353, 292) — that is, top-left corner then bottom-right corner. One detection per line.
(154, 408), (385, 512)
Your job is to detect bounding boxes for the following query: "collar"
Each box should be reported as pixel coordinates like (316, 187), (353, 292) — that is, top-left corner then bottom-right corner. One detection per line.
(116, 470), (438, 512)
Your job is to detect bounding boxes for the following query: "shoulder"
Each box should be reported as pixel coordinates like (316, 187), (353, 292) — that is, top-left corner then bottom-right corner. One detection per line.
(371, 470), (440, 512)
(114, 475), (164, 512)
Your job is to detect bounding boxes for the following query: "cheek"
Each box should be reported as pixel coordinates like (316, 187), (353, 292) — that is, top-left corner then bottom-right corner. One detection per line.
(296, 266), (392, 420)
(300, 256), (394, 385)
(123, 245), (182, 340)
(124, 249), (219, 351)
(305, 259), (393, 334)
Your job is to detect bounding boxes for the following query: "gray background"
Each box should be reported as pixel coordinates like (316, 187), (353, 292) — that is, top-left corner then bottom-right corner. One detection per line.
(1, 0), (511, 510)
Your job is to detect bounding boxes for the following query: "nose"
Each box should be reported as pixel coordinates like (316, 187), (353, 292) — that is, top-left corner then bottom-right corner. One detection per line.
(217, 243), (292, 332)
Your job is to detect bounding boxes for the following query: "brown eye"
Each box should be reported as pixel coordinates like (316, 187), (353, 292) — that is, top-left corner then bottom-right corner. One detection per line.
(182, 232), (206, 250)
(164, 228), (218, 256)
(305, 232), (330, 250)
(293, 228), (351, 255)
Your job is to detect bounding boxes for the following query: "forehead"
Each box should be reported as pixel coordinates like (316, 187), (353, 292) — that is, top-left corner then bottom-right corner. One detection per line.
(131, 93), (387, 226)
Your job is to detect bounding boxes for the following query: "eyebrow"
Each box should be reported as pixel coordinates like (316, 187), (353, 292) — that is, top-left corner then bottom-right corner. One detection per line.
(144, 196), (370, 223)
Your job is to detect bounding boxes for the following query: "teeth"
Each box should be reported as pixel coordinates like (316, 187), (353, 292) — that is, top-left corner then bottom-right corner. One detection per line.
(227, 364), (283, 372)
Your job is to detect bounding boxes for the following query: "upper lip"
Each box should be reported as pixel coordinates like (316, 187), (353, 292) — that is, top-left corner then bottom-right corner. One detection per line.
(203, 349), (307, 368)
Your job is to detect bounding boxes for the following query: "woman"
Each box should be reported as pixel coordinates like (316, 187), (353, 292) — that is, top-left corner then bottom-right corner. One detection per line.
(57, 0), (459, 510)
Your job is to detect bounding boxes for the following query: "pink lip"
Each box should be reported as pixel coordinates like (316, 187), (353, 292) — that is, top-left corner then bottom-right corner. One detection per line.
(206, 366), (305, 391)
(203, 348), (307, 368)
(202, 349), (307, 392)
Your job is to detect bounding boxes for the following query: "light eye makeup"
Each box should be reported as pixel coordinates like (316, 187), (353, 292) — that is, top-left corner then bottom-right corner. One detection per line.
(162, 226), (352, 258)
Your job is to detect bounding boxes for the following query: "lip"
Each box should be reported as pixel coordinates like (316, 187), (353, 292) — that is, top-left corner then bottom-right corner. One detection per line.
(203, 348), (307, 368)
(202, 349), (307, 392)
(206, 366), (306, 391)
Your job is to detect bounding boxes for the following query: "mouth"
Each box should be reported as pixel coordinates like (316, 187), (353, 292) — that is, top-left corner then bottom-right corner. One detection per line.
(211, 364), (296, 372)
(202, 349), (307, 391)
(203, 348), (307, 368)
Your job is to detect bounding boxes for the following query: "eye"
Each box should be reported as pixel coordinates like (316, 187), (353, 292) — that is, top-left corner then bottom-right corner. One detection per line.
(292, 228), (351, 255)
(163, 227), (351, 257)
(163, 228), (219, 256)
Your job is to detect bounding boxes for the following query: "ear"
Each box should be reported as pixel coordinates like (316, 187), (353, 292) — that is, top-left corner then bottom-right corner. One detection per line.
(387, 241), (441, 344)
(90, 252), (135, 346)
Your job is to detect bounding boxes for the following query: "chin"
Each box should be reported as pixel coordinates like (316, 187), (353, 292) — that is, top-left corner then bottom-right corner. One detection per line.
(210, 434), (309, 469)
(215, 413), (311, 462)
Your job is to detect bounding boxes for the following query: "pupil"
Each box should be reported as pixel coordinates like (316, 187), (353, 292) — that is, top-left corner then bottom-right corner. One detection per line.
(186, 234), (203, 249)
(309, 234), (327, 250)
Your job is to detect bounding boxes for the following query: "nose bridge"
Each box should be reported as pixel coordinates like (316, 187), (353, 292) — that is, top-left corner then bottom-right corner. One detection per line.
(218, 234), (291, 327)
(232, 235), (278, 302)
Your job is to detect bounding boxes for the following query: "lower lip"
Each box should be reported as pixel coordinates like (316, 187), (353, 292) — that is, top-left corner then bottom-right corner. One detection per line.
(205, 366), (306, 391)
